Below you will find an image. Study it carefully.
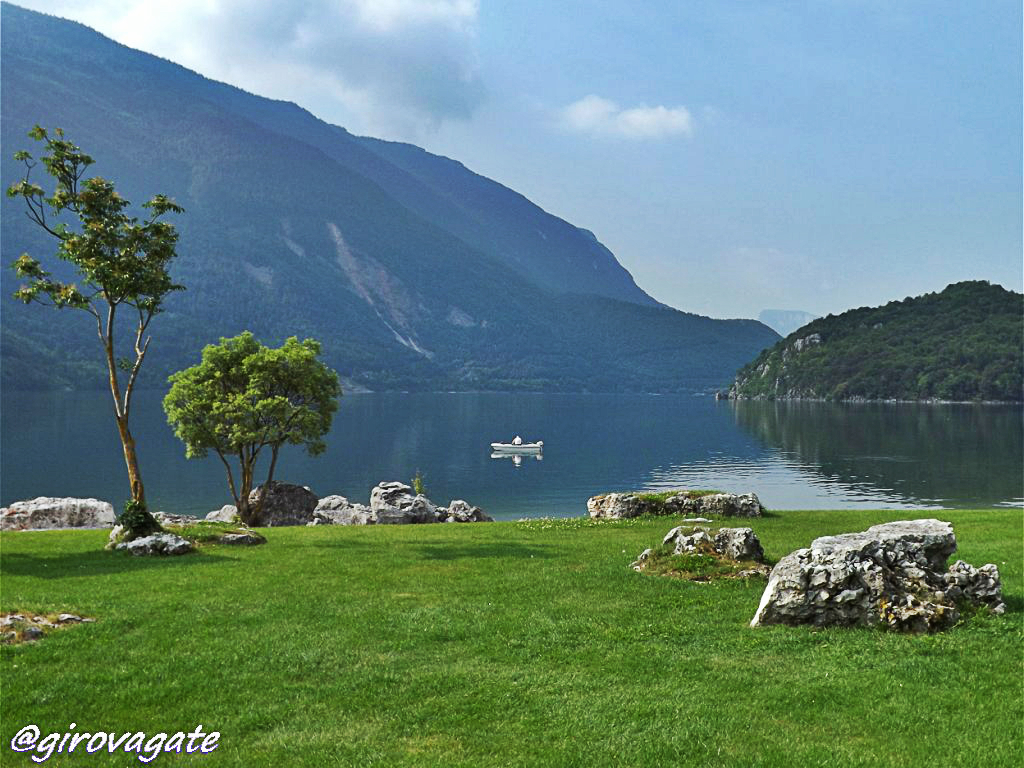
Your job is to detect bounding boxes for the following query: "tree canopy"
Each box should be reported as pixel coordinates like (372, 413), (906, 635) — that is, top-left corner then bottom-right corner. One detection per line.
(164, 332), (341, 525)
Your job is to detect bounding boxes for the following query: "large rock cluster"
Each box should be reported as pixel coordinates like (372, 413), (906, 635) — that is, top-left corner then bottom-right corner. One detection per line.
(588, 491), (763, 520)
(309, 482), (494, 526)
(199, 481), (493, 527)
(1, 497), (116, 530)
(751, 519), (1005, 632)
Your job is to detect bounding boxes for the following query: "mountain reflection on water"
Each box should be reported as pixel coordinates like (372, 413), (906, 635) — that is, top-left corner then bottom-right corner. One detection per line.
(726, 399), (1023, 509)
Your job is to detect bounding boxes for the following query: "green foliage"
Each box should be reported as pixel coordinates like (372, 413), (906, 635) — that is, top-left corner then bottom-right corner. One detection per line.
(411, 469), (427, 496)
(7, 125), (183, 315)
(635, 489), (723, 503)
(732, 281), (1024, 402)
(163, 332), (340, 524)
(118, 499), (160, 538)
(164, 520), (255, 544)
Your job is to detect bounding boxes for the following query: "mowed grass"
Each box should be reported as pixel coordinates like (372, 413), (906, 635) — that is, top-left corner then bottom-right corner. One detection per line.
(1, 509), (1021, 767)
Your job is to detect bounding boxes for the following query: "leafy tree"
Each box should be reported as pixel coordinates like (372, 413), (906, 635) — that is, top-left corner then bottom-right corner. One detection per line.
(7, 126), (183, 532)
(164, 332), (341, 526)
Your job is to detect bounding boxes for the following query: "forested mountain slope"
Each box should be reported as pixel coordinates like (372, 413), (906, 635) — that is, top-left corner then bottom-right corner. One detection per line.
(730, 281), (1023, 402)
(0, 3), (778, 392)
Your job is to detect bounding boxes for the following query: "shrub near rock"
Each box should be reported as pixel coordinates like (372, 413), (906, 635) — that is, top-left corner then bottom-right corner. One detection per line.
(631, 526), (770, 581)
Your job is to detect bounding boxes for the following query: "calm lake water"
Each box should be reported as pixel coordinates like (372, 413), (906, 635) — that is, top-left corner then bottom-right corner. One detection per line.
(2, 391), (1021, 519)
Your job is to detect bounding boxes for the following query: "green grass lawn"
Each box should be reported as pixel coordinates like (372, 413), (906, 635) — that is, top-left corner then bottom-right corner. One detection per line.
(2, 509), (1021, 767)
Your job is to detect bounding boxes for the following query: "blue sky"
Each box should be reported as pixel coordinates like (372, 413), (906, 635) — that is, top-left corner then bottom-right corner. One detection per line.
(16, 1), (1023, 318)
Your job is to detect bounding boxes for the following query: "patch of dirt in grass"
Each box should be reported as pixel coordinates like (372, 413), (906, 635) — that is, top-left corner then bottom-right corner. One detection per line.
(1, 611), (95, 645)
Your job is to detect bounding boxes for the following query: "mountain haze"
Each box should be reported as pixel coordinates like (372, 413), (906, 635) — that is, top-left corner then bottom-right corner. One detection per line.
(0, 3), (778, 392)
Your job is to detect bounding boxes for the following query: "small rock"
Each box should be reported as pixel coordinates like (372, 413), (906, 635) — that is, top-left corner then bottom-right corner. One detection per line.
(153, 512), (197, 526)
(630, 548), (653, 571)
(205, 505), (239, 523)
(443, 500), (494, 523)
(713, 528), (765, 562)
(587, 493), (655, 519)
(309, 496), (375, 525)
(219, 532), (267, 546)
(118, 533), (193, 557)
(22, 626), (44, 641)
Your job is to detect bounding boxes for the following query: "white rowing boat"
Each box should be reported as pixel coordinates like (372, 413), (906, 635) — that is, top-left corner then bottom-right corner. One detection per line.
(490, 435), (543, 454)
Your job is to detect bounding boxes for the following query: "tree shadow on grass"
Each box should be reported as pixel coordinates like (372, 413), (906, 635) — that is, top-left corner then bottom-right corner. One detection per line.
(413, 542), (556, 561)
(0, 548), (234, 580)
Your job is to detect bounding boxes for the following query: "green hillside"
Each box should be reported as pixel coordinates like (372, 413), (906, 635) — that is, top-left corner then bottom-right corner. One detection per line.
(0, 3), (778, 393)
(730, 281), (1023, 402)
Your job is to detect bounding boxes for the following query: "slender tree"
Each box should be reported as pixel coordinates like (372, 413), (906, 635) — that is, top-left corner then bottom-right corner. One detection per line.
(164, 332), (341, 526)
(7, 126), (183, 529)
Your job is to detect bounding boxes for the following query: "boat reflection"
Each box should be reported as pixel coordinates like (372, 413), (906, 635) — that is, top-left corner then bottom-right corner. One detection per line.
(490, 451), (544, 466)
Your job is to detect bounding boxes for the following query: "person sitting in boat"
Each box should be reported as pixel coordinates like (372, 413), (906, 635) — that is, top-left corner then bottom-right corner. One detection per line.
(512, 435), (523, 445)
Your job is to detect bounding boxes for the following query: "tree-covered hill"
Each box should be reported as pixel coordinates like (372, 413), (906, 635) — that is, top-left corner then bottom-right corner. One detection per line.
(0, 3), (778, 393)
(729, 281), (1023, 402)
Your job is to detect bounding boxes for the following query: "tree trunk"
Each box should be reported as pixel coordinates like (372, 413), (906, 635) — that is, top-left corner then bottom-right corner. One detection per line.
(236, 451), (256, 526)
(115, 414), (146, 507)
(256, 445), (281, 522)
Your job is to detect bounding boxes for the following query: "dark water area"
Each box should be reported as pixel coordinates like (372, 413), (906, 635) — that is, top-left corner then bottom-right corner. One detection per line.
(2, 391), (1021, 519)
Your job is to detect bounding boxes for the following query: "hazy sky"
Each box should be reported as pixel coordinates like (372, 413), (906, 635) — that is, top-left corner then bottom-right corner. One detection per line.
(15, 1), (1023, 318)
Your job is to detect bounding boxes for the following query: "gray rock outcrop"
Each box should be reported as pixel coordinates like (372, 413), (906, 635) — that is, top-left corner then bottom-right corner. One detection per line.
(117, 532), (193, 557)
(662, 525), (765, 562)
(153, 512), (196, 527)
(587, 493), (652, 519)
(751, 519), (1005, 632)
(664, 492), (764, 518)
(307, 485), (495, 525)
(1, 497), (116, 530)
(440, 500), (494, 523)
(713, 528), (765, 561)
(370, 482), (437, 525)
(588, 491), (764, 519)
(309, 495), (375, 526)
(205, 505), (239, 523)
(218, 531), (267, 546)
(248, 482), (318, 526)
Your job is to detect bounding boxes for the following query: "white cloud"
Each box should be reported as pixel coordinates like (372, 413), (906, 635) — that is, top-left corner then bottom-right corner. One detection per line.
(17, 0), (484, 139)
(561, 95), (693, 139)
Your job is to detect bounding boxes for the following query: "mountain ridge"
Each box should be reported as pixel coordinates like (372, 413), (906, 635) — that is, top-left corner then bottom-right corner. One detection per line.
(0, 2), (778, 393)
